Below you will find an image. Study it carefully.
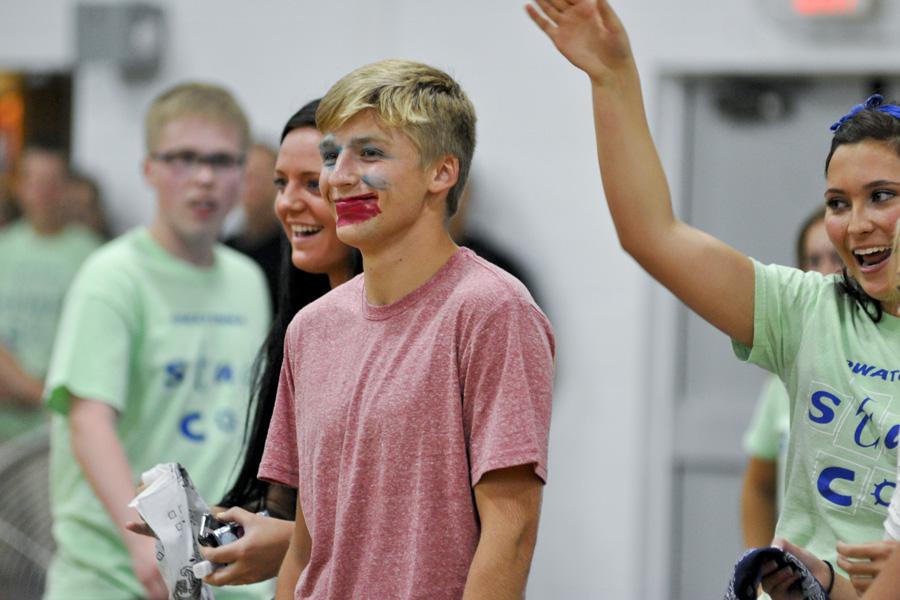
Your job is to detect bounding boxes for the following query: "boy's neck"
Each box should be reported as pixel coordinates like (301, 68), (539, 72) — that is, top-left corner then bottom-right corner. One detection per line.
(361, 228), (458, 306)
(148, 220), (216, 268)
(28, 217), (65, 237)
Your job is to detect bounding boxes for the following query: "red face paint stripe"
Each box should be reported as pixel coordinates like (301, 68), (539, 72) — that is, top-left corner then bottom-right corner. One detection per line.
(335, 199), (381, 227)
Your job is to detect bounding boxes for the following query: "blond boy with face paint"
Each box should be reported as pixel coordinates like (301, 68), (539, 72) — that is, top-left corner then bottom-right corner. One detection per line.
(259, 61), (555, 600)
(43, 83), (271, 600)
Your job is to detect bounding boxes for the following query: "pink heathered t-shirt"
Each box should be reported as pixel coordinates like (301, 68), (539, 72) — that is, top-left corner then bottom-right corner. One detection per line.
(259, 248), (554, 600)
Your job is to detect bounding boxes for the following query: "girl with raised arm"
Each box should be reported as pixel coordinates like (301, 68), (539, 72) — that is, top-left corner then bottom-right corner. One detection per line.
(528, 1), (900, 597)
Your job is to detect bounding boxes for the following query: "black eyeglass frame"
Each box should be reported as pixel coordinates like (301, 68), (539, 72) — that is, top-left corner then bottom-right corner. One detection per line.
(150, 150), (246, 171)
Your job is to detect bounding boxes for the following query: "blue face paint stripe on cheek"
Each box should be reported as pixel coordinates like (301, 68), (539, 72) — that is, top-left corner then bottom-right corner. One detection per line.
(361, 174), (390, 190)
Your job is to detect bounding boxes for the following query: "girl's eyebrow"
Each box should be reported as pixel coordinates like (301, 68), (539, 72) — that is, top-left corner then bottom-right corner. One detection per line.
(863, 179), (900, 189)
(827, 180), (900, 195)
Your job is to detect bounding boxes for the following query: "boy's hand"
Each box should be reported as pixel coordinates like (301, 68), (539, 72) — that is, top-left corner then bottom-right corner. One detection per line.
(124, 480), (155, 537)
(525, 0), (632, 86)
(0, 345), (42, 407)
(124, 519), (155, 538)
(127, 534), (168, 600)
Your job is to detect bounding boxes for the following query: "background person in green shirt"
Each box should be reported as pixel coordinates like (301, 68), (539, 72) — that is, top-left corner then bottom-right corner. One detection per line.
(0, 143), (102, 442)
(740, 209), (842, 549)
(43, 83), (271, 600)
(64, 170), (113, 241)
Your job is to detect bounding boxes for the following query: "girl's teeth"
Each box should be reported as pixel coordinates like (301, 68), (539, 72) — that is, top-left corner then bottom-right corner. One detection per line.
(292, 225), (323, 235)
(855, 247), (889, 256)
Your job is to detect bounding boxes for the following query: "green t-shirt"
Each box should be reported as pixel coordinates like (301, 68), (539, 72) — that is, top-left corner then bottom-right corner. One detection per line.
(743, 374), (791, 507)
(0, 221), (101, 441)
(43, 228), (272, 600)
(734, 260), (900, 573)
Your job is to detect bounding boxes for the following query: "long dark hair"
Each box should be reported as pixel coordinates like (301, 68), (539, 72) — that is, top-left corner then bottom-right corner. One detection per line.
(220, 99), (362, 514)
(826, 107), (900, 323)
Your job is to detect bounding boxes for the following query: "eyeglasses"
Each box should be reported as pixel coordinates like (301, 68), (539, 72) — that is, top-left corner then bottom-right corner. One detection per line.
(150, 150), (245, 176)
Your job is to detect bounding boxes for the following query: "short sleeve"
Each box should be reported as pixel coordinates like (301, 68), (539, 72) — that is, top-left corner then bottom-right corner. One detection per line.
(743, 376), (790, 460)
(461, 299), (555, 486)
(44, 269), (134, 415)
(732, 260), (825, 378)
(258, 334), (299, 489)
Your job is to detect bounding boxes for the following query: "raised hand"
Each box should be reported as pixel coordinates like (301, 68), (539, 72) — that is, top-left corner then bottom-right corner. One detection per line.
(525, 0), (633, 85)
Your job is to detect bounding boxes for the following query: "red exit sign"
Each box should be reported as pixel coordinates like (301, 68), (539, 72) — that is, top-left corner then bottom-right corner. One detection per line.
(792, 0), (875, 16)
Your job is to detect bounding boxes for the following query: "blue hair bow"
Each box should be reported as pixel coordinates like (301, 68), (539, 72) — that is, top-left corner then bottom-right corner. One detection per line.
(830, 94), (900, 132)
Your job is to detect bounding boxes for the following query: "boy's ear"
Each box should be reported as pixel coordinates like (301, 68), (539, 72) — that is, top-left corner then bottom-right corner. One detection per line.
(427, 155), (460, 196)
(142, 156), (155, 183)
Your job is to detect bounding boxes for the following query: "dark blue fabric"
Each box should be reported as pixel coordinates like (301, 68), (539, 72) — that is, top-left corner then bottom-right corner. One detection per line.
(724, 546), (829, 600)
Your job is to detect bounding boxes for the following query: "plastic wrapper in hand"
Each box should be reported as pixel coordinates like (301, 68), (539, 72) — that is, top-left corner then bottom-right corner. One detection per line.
(129, 462), (216, 600)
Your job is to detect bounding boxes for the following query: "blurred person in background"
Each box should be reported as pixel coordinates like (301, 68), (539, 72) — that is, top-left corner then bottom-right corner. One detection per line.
(65, 170), (112, 240)
(0, 142), (101, 443)
(448, 173), (539, 302)
(42, 82), (271, 600)
(741, 208), (842, 549)
(0, 176), (18, 227)
(224, 142), (286, 310)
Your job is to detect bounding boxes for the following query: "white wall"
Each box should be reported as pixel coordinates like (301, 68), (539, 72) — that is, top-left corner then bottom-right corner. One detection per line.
(4, 1), (900, 597)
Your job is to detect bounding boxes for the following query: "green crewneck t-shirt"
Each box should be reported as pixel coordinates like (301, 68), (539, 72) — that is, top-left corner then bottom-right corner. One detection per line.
(44, 228), (271, 600)
(0, 221), (101, 441)
(734, 260), (900, 574)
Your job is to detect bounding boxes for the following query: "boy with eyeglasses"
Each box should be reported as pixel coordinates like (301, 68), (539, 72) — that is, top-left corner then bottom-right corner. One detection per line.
(42, 82), (272, 600)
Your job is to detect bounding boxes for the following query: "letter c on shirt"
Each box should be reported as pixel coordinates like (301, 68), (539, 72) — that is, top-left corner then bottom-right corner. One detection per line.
(886, 424), (900, 450)
(809, 390), (841, 425)
(817, 466), (854, 507)
(180, 412), (206, 442)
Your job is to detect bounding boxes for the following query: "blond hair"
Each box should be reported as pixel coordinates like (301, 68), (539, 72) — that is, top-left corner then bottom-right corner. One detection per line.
(144, 82), (250, 153)
(317, 59), (476, 216)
